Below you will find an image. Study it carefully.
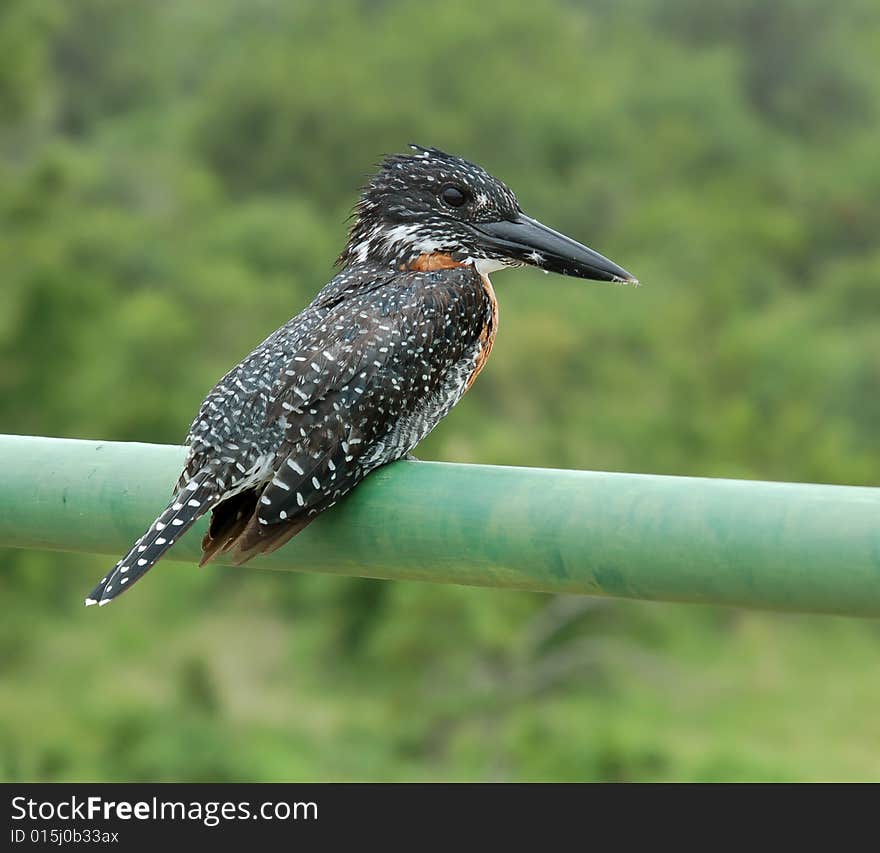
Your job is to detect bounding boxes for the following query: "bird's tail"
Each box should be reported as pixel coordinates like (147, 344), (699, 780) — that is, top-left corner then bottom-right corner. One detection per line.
(84, 474), (218, 607)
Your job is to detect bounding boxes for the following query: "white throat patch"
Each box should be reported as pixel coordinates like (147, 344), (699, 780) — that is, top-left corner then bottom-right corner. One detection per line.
(471, 258), (510, 277)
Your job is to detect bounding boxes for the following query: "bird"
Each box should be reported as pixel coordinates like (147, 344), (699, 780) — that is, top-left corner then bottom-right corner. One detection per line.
(85, 145), (637, 607)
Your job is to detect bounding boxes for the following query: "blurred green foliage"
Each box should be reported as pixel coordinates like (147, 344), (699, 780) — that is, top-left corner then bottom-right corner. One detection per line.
(1, 0), (878, 781)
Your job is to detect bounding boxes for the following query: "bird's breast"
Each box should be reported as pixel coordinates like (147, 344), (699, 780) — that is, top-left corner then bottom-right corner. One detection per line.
(406, 253), (499, 391)
(403, 252), (499, 392)
(465, 270), (498, 391)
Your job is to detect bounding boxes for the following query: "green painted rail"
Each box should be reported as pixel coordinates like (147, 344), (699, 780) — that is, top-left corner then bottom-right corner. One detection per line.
(0, 433), (878, 616)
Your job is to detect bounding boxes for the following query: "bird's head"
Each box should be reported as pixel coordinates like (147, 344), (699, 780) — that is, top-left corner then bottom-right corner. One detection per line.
(339, 145), (637, 284)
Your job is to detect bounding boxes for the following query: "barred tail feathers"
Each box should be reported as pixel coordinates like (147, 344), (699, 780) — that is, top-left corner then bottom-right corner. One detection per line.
(84, 475), (218, 607)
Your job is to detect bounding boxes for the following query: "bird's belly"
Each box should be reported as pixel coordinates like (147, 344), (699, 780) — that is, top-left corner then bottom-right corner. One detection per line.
(361, 347), (481, 469)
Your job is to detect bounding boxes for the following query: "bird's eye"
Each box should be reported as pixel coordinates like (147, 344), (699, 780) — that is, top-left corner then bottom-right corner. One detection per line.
(440, 185), (468, 208)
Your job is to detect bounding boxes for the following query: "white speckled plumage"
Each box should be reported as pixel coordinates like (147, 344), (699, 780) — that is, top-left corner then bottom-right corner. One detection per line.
(86, 144), (636, 606)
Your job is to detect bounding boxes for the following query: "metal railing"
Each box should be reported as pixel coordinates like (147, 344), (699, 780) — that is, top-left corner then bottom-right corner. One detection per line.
(1, 433), (878, 616)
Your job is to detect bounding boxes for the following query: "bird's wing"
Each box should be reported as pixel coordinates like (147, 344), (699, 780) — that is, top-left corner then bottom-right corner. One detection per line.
(176, 272), (390, 490)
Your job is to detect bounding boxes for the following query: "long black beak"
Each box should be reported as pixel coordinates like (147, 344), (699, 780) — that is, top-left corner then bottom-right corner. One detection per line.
(472, 213), (638, 284)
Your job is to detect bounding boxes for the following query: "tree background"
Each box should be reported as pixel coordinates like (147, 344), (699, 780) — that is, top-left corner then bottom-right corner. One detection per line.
(1, 0), (878, 781)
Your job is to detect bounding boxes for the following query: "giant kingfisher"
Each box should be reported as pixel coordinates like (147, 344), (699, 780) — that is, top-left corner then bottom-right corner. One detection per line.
(86, 145), (637, 606)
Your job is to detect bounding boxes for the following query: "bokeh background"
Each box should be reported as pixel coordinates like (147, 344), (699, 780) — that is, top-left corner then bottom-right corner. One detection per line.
(2, 0), (879, 781)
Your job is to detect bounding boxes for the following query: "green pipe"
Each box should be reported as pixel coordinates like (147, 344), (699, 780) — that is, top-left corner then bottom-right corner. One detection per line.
(0, 433), (878, 616)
